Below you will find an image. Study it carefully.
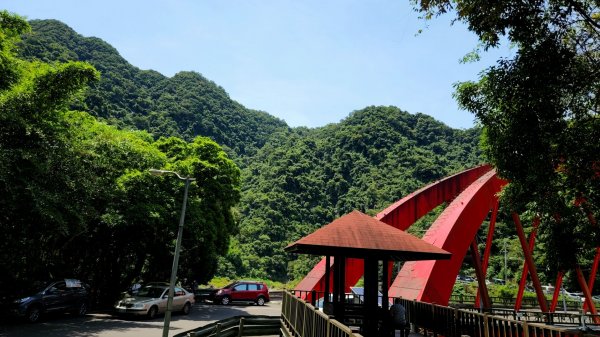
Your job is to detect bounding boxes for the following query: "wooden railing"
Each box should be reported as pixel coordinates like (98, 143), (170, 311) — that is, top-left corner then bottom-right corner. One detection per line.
(281, 290), (364, 337)
(397, 297), (596, 337)
(285, 290), (600, 337)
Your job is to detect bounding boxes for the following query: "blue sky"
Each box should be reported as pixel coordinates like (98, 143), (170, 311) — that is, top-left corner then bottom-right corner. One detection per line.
(3, 0), (512, 129)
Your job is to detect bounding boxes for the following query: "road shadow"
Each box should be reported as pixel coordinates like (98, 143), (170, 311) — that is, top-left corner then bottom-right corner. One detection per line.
(0, 304), (266, 337)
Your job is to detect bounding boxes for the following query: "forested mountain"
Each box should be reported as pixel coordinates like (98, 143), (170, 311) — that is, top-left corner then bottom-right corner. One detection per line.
(16, 18), (483, 283)
(17, 19), (288, 156)
(229, 106), (482, 280)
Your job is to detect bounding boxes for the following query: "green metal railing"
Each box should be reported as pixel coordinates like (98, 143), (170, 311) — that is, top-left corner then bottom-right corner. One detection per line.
(174, 315), (280, 337)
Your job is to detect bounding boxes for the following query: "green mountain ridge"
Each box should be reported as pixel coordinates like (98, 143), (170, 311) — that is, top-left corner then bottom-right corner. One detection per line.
(18, 19), (483, 281)
(18, 19), (288, 157)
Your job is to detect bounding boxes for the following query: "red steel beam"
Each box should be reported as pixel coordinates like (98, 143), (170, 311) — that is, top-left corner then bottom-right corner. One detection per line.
(514, 216), (540, 311)
(513, 212), (549, 313)
(389, 170), (506, 304)
(576, 266), (599, 323)
(476, 202), (498, 306)
(550, 272), (564, 312)
(376, 165), (492, 229)
(471, 240), (491, 309)
(583, 248), (600, 312)
(295, 165), (493, 297)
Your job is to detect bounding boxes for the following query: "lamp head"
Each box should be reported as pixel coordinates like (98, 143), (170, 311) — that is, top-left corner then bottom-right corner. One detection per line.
(149, 169), (167, 176)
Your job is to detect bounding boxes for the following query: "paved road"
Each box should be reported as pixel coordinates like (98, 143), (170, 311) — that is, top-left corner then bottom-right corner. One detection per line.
(0, 301), (282, 337)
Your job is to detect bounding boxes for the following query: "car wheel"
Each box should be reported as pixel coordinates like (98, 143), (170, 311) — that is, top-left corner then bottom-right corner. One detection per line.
(147, 306), (158, 319)
(74, 302), (87, 316)
(256, 296), (266, 306)
(221, 296), (230, 305)
(181, 302), (191, 315)
(26, 305), (42, 323)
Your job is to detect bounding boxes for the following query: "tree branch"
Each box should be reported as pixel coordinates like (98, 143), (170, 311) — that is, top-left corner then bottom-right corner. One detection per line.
(566, 0), (600, 31)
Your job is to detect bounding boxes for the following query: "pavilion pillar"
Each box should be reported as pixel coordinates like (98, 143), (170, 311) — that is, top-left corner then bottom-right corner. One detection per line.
(382, 258), (389, 310)
(333, 255), (346, 319)
(364, 257), (379, 337)
(325, 255), (331, 303)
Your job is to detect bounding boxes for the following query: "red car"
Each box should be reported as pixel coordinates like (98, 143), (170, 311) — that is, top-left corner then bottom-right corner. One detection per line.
(211, 280), (269, 306)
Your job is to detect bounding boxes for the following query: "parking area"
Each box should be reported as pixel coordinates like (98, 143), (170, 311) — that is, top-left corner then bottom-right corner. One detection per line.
(0, 300), (282, 337)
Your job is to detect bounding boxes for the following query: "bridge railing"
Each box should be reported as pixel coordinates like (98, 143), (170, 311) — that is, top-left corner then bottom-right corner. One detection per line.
(397, 297), (596, 337)
(286, 290), (598, 337)
(282, 290), (363, 337)
(449, 294), (591, 311)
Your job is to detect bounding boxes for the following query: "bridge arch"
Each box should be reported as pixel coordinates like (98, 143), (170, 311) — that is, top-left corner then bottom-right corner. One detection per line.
(295, 165), (506, 305)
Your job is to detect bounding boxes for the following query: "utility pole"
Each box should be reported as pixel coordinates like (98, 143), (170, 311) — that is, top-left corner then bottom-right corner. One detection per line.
(503, 240), (508, 284)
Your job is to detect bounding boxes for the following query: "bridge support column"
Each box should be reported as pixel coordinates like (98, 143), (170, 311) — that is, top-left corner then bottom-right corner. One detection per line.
(471, 240), (491, 310)
(513, 212), (548, 313)
(476, 202), (498, 307)
(515, 216), (540, 312)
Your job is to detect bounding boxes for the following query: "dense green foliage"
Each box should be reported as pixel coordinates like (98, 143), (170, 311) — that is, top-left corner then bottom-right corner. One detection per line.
(17, 19), (288, 157)
(9, 16), (488, 286)
(0, 12), (240, 305)
(225, 106), (482, 281)
(414, 0), (600, 275)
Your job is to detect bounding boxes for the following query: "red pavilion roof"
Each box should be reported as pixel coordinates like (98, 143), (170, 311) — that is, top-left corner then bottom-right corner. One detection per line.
(285, 210), (450, 261)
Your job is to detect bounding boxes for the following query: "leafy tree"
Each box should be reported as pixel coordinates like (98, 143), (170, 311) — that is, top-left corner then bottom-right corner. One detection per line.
(0, 12), (241, 305)
(413, 0), (600, 274)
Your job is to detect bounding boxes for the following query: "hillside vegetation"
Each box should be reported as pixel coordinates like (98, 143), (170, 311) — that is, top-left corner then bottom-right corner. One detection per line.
(14, 18), (484, 284)
(18, 19), (288, 157)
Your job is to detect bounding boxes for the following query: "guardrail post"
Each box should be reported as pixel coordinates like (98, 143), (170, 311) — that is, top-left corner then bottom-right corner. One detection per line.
(216, 323), (221, 337)
(237, 317), (244, 337)
(521, 321), (529, 337)
(454, 307), (460, 337)
(301, 301), (307, 337)
(483, 314), (489, 337)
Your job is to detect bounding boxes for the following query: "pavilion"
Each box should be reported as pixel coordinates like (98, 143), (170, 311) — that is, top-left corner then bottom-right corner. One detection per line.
(285, 210), (451, 337)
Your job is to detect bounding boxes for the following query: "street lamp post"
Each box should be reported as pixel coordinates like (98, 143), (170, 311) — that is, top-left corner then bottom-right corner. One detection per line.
(149, 169), (196, 337)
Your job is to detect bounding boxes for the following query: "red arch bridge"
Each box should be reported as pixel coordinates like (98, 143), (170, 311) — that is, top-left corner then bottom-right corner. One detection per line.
(294, 165), (600, 315)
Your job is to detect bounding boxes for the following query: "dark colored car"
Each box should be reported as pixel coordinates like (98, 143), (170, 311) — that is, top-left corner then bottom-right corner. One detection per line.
(210, 280), (270, 306)
(9, 279), (88, 323)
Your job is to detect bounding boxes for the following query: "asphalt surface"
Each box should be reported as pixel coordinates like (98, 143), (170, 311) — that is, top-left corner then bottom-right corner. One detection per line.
(0, 300), (282, 337)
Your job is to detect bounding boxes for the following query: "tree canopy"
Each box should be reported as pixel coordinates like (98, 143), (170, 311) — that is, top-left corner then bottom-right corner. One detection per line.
(0, 11), (240, 304)
(414, 0), (600, 272)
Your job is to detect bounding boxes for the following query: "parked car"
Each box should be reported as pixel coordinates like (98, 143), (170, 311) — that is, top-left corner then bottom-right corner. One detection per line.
(9, 279), (89, 323)
(564, 290), (584, 301)
(194, 286), (217, 302)
(456, 275), (474, 283)
(542, 285), (555, 294)
(114, 284), (194, 319)
(210, 280), (270, 306)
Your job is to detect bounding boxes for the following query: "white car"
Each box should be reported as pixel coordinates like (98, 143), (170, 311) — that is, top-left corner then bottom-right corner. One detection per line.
(114, 284), (194, 319)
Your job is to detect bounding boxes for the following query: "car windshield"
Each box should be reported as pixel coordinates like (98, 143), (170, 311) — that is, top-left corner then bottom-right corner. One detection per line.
(224, 282), (238, 289)
(136, 286), (165, 298)
(18, 281), (53, 296)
